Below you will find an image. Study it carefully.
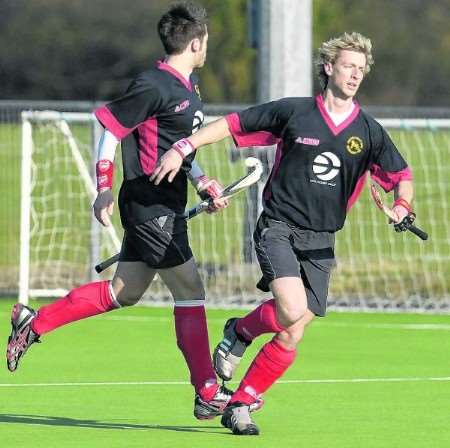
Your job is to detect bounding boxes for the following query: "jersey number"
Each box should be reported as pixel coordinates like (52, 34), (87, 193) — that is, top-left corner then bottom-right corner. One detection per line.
(192, 110), (204, 134)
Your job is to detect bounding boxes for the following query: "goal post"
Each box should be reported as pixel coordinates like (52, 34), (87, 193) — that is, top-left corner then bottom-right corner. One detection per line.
(19, 111), (450, 312)
(18, 117), (33, 304)
(19, 111), (121, 303)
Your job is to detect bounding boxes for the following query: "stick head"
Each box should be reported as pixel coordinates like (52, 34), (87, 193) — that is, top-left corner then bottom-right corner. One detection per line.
(221, 157), (264, 197)
(369, 184), (384, 210)
(369, 183), (397, 221)
(244, 156), (263, 170)
(242, 157), (263, 184)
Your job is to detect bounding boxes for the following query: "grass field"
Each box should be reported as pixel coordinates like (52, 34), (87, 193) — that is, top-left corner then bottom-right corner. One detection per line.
(0, 299), (449, 447)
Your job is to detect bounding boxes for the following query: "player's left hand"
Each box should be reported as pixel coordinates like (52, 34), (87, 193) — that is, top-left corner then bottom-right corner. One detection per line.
(150, 149), (183, 185)
(207, 196), (229, 214)
(392, 204), (409, 224)
(194, 176), (229, 213)
(393, 211), (416, 232)
(194, 175), (222, 199)
(390, 201), (416, 232)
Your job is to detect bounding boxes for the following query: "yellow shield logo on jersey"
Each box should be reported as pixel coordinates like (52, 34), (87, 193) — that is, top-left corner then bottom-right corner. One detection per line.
(194, 84), (202, 100)
(346, 136), (363, 155)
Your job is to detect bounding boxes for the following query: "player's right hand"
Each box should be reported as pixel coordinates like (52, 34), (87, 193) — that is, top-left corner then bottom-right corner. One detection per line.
(93, 189), (114, 227)
(150, 148), (183, 185)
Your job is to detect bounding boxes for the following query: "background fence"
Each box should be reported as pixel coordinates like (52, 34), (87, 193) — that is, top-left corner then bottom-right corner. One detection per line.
(1, 101), (449, 312)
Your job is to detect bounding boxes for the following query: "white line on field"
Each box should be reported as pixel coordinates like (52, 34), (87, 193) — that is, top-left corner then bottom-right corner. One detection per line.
(316, 322), (450, 331)
(1, 312), (449, 330)
(101, 315), (450, 331)
(0, 377), (449, 388)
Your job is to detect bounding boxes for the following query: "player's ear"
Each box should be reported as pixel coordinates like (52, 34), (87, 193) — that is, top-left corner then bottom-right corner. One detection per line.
(191, 38), (201, 52)
(324, 62), (333, 76)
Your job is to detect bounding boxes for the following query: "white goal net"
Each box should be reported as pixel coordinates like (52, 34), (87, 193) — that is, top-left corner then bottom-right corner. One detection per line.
(19, 111), (121, 301)
(20, 111), (450, 312)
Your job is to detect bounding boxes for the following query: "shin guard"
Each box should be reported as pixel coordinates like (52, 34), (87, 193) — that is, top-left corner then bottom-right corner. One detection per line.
(174, 302), (216, 394)
(32, 281), (118, 335)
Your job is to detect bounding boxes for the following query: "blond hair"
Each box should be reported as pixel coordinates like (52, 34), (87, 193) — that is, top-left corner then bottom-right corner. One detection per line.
(315, 32), (374, 89)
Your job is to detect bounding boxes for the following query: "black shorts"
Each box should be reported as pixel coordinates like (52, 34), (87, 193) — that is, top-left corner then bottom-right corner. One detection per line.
(253, 214), (335, 317)
(119, 215), (193, 269)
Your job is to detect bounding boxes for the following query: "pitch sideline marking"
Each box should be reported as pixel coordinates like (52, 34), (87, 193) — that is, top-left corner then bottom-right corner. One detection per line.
(0, 312), (449, 330)
(0, 376), (449, 388)
(101, 315), (450, 331)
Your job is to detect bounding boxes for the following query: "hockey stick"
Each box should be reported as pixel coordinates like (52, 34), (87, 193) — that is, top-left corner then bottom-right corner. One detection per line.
(94, 157), (264, 273)
(184, 156), (263, 219)
(369, 183), (428, 240)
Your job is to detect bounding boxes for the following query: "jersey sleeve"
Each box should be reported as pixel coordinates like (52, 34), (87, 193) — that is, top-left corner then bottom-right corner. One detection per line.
(369, 121), (413, 192)
(225, 98), (296, 148)
(95, 74), (164, 140)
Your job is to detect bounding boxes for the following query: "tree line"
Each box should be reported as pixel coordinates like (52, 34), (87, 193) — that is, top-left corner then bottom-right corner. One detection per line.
(1, 0), (448, 106)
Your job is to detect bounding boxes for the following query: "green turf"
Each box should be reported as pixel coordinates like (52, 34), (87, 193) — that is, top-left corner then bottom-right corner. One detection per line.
(0, 299), (449, 447)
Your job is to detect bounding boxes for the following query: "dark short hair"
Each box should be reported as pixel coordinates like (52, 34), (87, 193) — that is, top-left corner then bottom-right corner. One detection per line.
(158, 2), (208, 55)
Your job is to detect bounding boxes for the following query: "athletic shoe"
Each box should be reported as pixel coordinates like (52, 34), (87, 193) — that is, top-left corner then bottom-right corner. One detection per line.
(6, 303), (40, 372)
(194, 384), (264, 420)
(194, 384), (234, 420)
(221, 402), (260, 435)
(213, 318), (250, 381)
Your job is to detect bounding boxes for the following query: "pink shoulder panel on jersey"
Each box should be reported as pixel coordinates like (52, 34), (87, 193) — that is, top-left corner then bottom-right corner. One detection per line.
(225, 113), (279, 148)
(347, 164), (413, 211)
(95, 106), (134, 140)
(370, 164), (413, 192)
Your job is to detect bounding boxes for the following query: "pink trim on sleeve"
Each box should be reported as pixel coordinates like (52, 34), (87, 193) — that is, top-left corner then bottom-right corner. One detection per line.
(370, 164), (413, 192)
(95, 106), (134, 140)
(225, 113), (279, 148)
(346, 172), (368, 211)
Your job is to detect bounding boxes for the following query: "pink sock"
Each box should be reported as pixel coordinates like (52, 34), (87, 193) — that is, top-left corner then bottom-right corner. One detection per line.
(235, 298), (284, 342)
(174, 304), (216, 395)
(31, 281), (117, 335)
(231, 338), (296, 405)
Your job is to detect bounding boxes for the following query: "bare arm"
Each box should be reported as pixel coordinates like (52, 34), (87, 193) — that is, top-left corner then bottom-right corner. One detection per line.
(189, 117), (231, 148)
(150, 118), (231, 185)
(393, 180), (414, 204)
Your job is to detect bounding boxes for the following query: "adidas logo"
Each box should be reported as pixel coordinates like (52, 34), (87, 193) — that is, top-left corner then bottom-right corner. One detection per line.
(175, 99), (190, 112)
(295, 136), (320, 146)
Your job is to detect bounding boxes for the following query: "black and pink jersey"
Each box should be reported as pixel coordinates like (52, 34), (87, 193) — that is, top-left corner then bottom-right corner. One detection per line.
(226, 95), (412, 232)
(95, 61), (204, 227)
